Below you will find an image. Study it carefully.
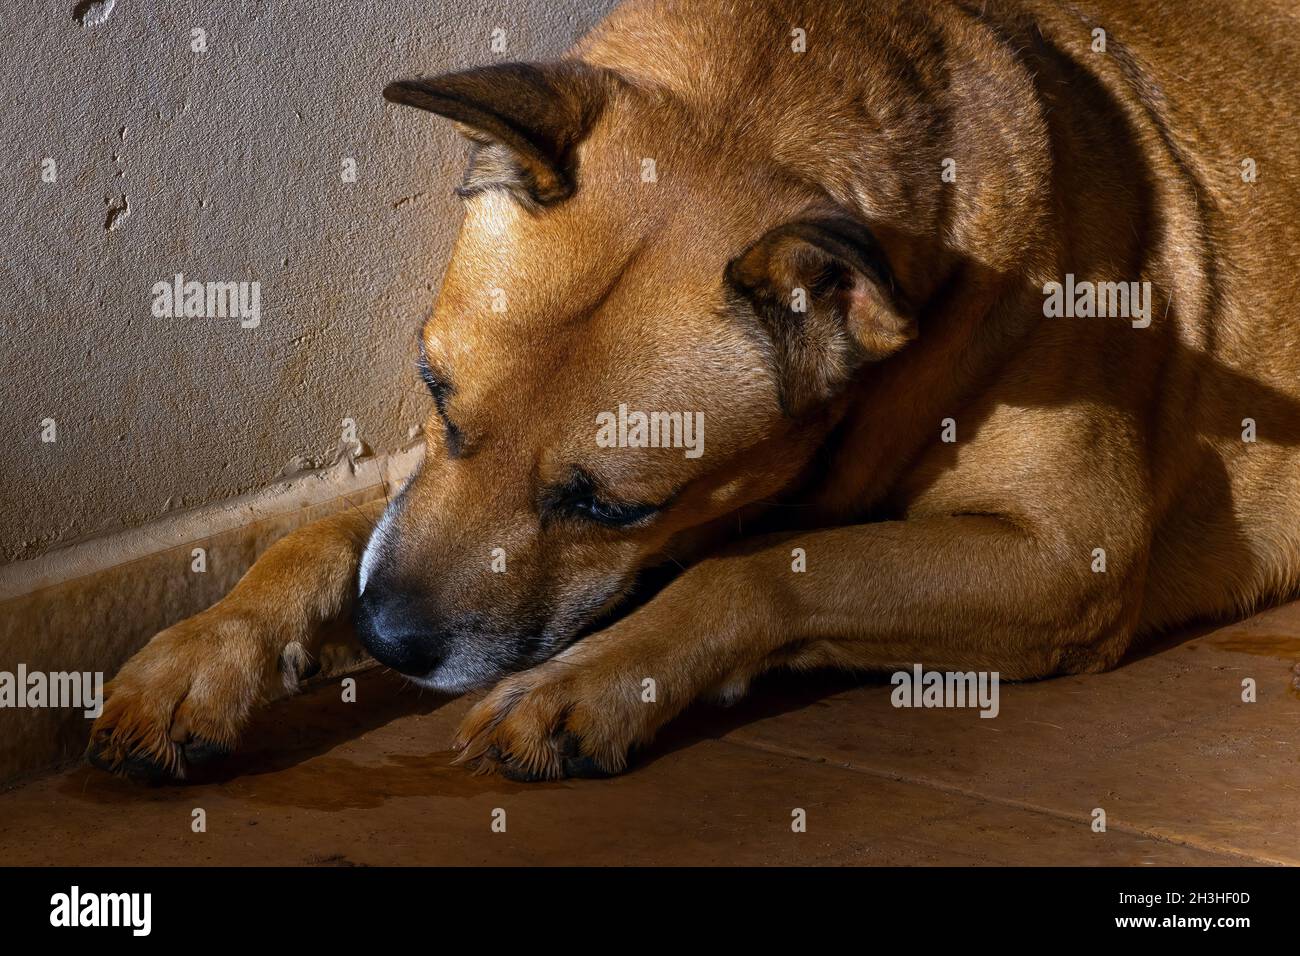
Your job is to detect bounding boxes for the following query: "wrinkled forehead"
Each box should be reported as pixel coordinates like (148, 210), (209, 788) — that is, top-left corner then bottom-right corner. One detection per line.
(419, 100), (787, 469)
(429, 93), (763, 320)
(432, 186), (637, 329)
(428, 272), (775, 413)
(421, 206), (780, 473)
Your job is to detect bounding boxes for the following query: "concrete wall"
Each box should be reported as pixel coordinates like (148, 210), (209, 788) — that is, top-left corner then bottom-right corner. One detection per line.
(0, 0), (617, 567)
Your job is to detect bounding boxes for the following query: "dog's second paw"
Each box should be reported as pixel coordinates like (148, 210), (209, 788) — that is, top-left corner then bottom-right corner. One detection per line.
(451, 660), (652, 782)
(87, 611), (271, 781)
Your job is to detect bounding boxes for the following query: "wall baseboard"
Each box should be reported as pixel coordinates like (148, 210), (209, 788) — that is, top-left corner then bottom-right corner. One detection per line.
(0, 448), (420, 785)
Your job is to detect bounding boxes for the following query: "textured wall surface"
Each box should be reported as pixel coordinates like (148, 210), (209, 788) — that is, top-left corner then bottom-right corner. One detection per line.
(0, 0), (616, 565)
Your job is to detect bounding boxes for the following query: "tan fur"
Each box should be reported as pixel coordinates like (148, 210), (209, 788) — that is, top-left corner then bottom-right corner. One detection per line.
(88, 512), (372, 776)
(91, 0), (1300, 782)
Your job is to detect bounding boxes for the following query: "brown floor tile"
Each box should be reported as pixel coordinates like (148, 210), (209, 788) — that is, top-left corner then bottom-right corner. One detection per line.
(715, 615), (1300, 865)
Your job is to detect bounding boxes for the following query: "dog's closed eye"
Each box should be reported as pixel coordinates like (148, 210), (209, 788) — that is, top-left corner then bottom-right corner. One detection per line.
(567, 496), (659, 527)
(542, 469), (662, 529)
(416, 346), (449, 400)
(417, 343), (464, 456)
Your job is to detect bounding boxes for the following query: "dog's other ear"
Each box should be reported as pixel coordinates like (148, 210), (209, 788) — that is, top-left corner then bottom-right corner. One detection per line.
(384, 62), (610, 207)
(726, 216), (916, 415)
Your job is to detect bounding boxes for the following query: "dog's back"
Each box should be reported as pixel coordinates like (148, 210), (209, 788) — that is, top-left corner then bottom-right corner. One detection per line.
(1011, 0), (1300, 629)
(1067, 0), (1300, 628)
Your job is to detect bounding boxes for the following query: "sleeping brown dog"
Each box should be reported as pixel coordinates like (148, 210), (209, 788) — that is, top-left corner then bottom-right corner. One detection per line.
(88, 0), (1300, 781)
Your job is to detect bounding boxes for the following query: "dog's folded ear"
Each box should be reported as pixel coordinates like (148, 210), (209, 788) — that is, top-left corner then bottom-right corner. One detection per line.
(384, 62), (611, 207)
(726, 216), (916, 415)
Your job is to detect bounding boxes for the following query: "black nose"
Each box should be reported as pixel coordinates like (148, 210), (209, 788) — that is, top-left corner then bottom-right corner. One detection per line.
(353, 587), (446, 676)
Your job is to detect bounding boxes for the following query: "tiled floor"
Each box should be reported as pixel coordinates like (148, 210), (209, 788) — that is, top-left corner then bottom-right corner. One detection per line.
(2, 603), (1298, 866)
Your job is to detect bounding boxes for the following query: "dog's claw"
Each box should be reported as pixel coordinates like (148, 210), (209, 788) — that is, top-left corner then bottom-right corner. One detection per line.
(556, 731), (616, 779)
(496, 758), (549, 783)
(86, 731), (230, 783)
(86, 740), (174, 783)
(481, 733), (617, 782)
(177, 736), (232, 767)
(456, 714), (626, 781)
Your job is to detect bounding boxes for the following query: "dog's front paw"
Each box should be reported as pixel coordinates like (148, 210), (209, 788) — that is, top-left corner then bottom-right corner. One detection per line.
(452, 660), (653, 782)
(88, 611), (273, 781)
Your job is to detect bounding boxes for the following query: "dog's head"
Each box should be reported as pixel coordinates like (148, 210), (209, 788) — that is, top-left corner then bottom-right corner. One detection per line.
(355, 61), (917, 691)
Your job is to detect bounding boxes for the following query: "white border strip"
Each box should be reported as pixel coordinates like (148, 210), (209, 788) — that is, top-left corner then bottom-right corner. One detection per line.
(0, 444), (424, 603)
